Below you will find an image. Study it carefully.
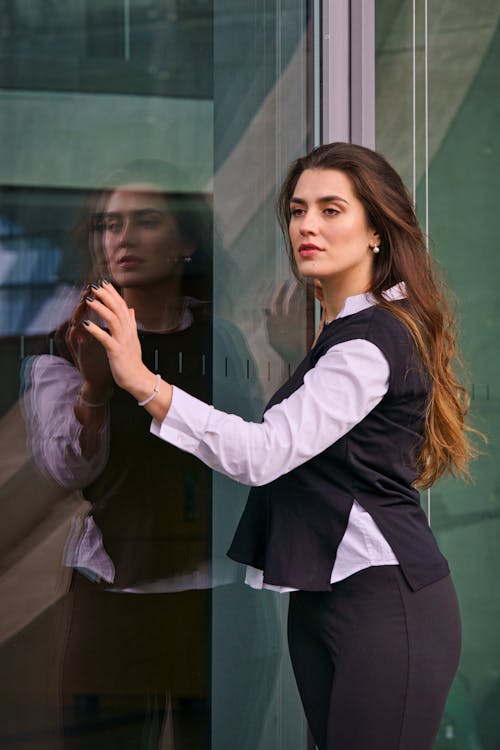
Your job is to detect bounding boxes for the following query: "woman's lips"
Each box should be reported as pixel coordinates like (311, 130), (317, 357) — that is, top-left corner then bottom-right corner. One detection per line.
(116, 255), (145, 269)
(298, 244), (322, 257)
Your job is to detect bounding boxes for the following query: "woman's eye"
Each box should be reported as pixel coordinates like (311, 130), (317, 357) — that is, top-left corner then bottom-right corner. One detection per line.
(290, 208), (305, 217)
(139, 219), (161, 228)
(104, 220), (120, 232)
(324, 207), (339, 216)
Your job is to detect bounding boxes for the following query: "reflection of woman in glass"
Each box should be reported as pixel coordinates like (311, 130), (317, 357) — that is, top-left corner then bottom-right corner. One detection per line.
(25, 162), (216, 747)
(82, 143), (478, 750)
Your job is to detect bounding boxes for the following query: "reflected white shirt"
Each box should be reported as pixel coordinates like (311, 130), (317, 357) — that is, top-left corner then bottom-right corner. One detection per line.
(152, 286), (405, 589)
(22, 306), (261, 590)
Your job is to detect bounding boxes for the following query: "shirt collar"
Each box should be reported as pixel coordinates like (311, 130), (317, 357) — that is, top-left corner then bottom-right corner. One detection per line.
(332, 282), (407, 321)
(136, 296), (195, 333)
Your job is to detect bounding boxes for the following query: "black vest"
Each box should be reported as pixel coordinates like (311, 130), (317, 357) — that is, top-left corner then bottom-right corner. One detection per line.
(227, 303), (449, 591)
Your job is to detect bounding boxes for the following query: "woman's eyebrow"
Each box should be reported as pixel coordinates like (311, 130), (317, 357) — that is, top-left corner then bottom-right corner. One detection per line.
(290, 195), (349, 205)
(133, 209), (165, 216)
(103, 208), (165, 217)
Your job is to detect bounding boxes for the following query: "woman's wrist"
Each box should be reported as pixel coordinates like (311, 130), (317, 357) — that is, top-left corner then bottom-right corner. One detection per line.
(130, 368), (173, 422)
(126, 366), (160, 404)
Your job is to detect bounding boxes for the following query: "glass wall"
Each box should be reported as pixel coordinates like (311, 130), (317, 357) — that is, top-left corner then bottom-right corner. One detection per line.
(211, 3), (312, 748)
(376, 3), (500, 748)
(0, 2), (312, 748)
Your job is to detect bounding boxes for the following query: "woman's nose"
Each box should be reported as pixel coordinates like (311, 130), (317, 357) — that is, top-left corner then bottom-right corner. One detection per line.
(299, 211), (319, 235)
(117, 219), (135, 245)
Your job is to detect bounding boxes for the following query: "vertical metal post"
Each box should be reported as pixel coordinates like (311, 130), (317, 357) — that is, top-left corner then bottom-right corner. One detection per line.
(322, 0), (350, 143)
(308, 0), (322, 149)
(350, 0), (375, 148)
(412, 0), (417, 199)
(423, 0), (432, 526)
(322, 0), (375, 148)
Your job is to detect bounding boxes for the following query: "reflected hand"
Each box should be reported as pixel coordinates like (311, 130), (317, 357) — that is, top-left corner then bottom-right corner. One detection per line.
(66, 292), (113, 400)
(265, 281), (307, 364)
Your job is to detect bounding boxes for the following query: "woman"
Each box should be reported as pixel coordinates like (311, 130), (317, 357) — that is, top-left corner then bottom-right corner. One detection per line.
(82, 143), (476, 750)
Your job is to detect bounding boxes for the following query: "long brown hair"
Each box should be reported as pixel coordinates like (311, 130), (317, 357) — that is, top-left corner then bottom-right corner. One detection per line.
(277, 142), (482, 488)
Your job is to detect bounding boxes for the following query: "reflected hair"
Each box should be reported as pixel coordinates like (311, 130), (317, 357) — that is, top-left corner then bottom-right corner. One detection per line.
(277, 141), (483, 488)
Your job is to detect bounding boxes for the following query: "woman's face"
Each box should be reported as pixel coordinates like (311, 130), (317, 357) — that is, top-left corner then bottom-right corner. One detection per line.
(102, 184), (193, 288)
(288, 168), (379, 292)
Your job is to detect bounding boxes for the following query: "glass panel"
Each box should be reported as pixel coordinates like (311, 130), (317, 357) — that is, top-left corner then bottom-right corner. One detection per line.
(211, 2), (311, 747)
(0, 4), (214, 746)
(376, 2), (499, 748)
(375, 0), (432, 199)
(0, 1), (312, 749)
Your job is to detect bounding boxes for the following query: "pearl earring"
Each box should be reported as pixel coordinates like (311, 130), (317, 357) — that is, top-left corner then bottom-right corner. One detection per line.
(372, 246), (380, 254)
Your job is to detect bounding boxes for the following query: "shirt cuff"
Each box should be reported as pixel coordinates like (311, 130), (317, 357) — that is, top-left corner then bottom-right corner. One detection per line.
(150, 385), (213, 453)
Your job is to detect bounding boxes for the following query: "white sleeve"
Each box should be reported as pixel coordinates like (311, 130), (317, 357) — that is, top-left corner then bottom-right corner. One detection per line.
(150, 339), (389, 486)
(23, 355), (110, 489)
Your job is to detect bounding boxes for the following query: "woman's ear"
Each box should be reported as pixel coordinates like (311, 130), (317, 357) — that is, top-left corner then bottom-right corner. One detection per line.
(369, 229), (381, 249)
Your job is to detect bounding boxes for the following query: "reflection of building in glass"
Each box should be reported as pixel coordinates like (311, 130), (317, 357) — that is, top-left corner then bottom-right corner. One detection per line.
(0, 0), (213, 98)
(0, 213), (79, 336)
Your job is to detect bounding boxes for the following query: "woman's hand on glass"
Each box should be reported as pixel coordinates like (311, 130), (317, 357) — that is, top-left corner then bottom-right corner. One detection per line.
(79, 282), (173, 423)
(66, 293), (113, 402)
(81, 283), (153, 396)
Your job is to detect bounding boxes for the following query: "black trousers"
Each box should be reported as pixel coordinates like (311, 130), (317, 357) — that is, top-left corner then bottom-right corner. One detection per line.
(287, 566), (461, 750)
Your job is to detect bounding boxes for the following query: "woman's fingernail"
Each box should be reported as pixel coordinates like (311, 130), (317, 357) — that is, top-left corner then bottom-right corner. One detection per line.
(86, 295), (94, 302)
(82, 320), (90, 327)
(101, 279), (110, 285)
(91, 282), (100, 290)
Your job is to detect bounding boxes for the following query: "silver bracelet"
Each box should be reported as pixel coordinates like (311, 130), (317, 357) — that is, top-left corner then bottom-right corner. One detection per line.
(138, 373), (162, 407)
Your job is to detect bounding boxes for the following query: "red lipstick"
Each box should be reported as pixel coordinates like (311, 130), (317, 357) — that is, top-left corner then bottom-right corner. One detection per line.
(298, 243), (322, 257)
